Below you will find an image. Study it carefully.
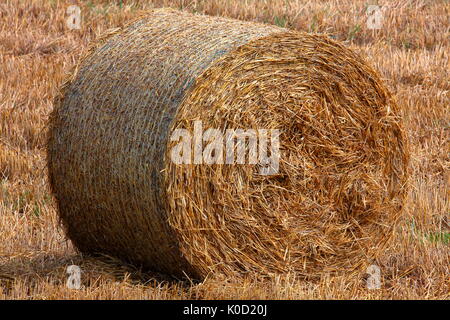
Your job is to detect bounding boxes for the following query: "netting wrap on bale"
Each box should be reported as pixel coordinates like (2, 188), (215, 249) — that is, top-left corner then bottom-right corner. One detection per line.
(48, 8), (408, 279)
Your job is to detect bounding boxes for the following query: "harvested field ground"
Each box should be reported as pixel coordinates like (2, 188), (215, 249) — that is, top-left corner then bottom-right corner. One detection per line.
(0, 0), (448, 299)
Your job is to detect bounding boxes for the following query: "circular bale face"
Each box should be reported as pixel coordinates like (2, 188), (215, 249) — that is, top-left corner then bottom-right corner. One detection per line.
(166, 32), (409, 278)
(47, 8), (408, 280)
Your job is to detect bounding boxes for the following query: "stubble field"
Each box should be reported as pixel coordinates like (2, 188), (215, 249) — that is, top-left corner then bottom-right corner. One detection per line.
(0, 0), (448, 299)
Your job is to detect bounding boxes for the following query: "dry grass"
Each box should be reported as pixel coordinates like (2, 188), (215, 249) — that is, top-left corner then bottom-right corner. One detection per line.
(0, 0), (448, 299)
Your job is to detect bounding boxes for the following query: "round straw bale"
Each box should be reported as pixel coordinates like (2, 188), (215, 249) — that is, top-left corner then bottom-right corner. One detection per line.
(47, 8), (409, 279)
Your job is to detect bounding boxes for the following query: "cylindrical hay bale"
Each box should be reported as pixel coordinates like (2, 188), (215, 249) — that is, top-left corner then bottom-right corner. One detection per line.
(48, 8), (408, 279)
